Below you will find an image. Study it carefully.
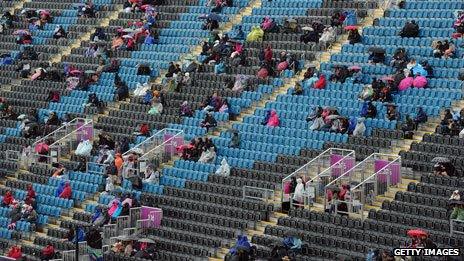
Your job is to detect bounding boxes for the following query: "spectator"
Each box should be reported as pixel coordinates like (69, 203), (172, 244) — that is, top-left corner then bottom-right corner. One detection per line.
(451, 202), (464, 222)
(90, 27), (106, 42)
(353, 117), (366, 136)
(386, 104), (400, 121)
(414, 107), (427, 128)
(401, 115), (416, 138)
(180, 101), (193, 117)
(2, 190), (14, 207)
(136, 123), (149, 137)
(105, 177), (114, 192)
(41, 243), (55, 260)
(59, 182), (72, 199)
(444, 40), (456, 59)
(282, 234), (302, 254)
(230, 131), (240, 148)
(231, 25), (244, 40)
(26, 184), (36, 199)
(215, 158), (230, 176)
(399, 20), (419, 37)
(148, 98), (163, 115)
(300, 27), (319, 44)
(143, 166), (160, 184)
(200, 113), (217, 132)
(292, 178), (305, 208)
(347, 29), (361, 44)
(266, 110), (280, 127)
(7, 245), (22, 260)
(198, 147), (216, 163)
(450, 190), (461, 201)
(52, 25), (67, 39)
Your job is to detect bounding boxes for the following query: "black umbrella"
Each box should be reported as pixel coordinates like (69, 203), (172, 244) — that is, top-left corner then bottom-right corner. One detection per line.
(448, 199), (464, 206)
(431, 157), (451, 164)
(368, 47), (386, 54)
(207, 13), (222, 22)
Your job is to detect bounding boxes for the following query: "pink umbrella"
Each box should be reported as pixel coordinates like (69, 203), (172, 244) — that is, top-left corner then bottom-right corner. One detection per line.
(344, 25), (357, 30)
(38, 9), (50, 16)
(348, 65), (361, 71)
(452, 33), (462, 39)
(35, 143), (49, 154)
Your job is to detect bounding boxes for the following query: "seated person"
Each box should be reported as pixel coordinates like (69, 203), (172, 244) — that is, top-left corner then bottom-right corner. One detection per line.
(53, 25), (67, 39)
(399, 20), (419, 38)
(200, 113), (217, 132)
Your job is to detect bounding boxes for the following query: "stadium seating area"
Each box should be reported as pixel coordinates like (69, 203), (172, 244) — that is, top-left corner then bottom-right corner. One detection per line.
(0, 0), (462, 260)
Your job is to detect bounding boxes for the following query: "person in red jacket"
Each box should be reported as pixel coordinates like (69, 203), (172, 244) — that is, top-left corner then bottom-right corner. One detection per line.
(27, 184), (36, 199)
(2, 190), (14, 207)
(41, 243), (55, 260)
(59, 182), (72, 199)
(7, 245), (22, 260)
(314, 74), (327, 89)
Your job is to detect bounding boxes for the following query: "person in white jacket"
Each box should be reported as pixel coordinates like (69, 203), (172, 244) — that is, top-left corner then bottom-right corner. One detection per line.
(353, 117), (366, 136)
(215, 158), (230, 176)
(105, 177), (114, 192)
(292, 178), (305, 208)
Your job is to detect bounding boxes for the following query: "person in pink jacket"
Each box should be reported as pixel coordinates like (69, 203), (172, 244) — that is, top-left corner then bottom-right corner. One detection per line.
(267, 110), (280, 127)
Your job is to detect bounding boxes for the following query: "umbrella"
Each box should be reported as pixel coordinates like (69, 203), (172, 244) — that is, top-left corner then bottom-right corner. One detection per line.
(286, 18), (297, 23)
(122, 34), (133, 39)
(381, 76), (394, 81)
(326, 114), (342, 120)
(448, 200), (464, 207)
(368, 47), (385, 54)
(38, 9), (50, 16)
(344, 25), (357, 30)
(138, 238), (156, 244)
(302, 26), (313, 31)
(13, 29), (30, 36)
(348, 65), (361, 71)
(34, 143), (49, 154)
(69, 69), (82, 76)
(326, 185), (340, 193)
(122, 28), (136, 33)
(407, 229), (428, 238)
(183, 54), (196, 61)
(207, 13), (222, 22)
(141, 4), (154, 10)
(431, 157), (451, 163)
(116, 235), (136, 241)
(130, 148), (144, 155)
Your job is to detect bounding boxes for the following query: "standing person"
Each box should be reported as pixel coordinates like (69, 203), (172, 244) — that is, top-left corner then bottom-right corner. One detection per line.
(292, 178), (305, 208)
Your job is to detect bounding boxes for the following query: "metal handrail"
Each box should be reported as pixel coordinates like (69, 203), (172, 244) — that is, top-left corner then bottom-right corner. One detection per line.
(242, 186), (274, 201)
(350, 156), (401, 191)
(32, 118), (91, 147)
(325, 152), (397, 188)
(140, 129), (184, 161)
(307, 150), (355, 185)
(450, 219), (464, 236)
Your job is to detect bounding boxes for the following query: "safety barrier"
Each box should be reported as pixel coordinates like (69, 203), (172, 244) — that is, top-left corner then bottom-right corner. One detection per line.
(282, 148), (355, 208)
(31, 118), (93, 165)
(242, 186), (275, 202)
(101, 206), (162, 254)
(324, 153), (401, 219)
(122, 128), (184, 178)
(61, 241), (90, 261)
(450, 219), (464, 236)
